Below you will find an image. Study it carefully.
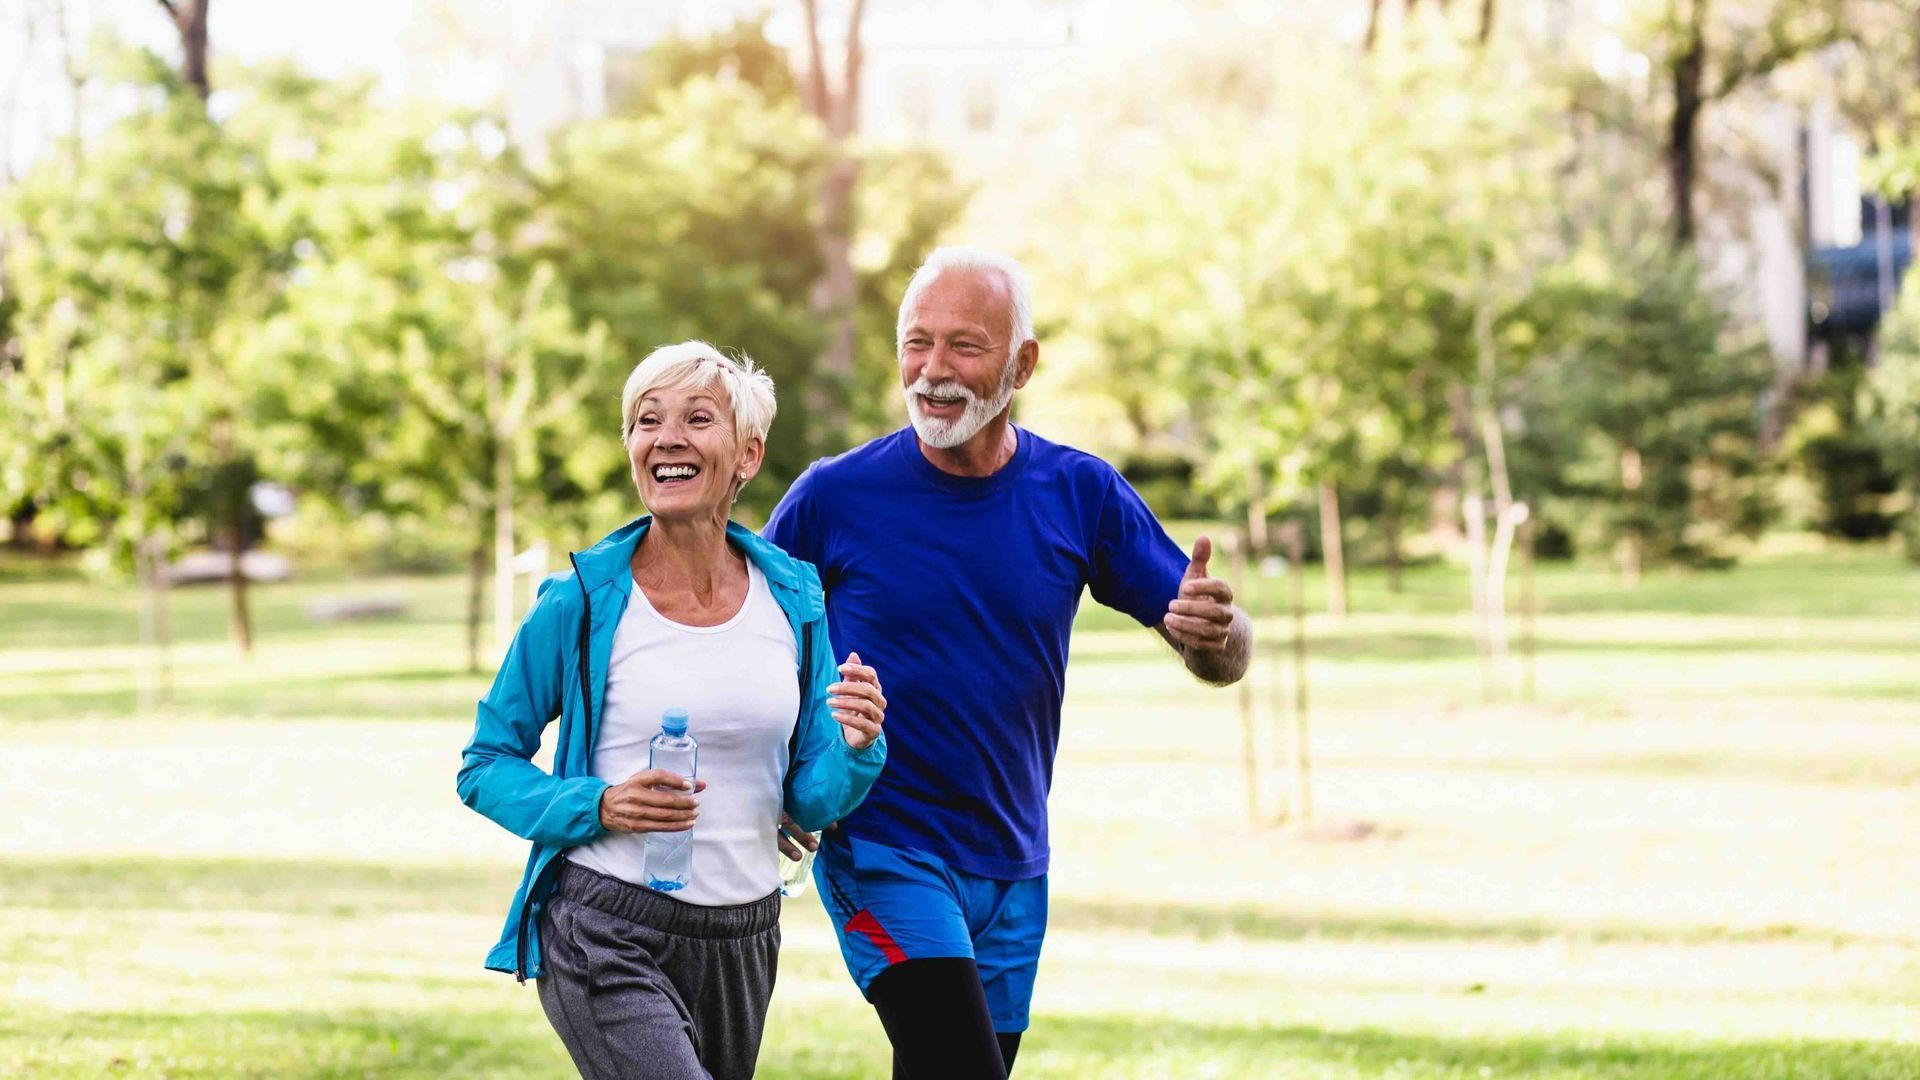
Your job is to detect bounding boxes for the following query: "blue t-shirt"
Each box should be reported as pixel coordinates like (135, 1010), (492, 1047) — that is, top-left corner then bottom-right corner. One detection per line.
(763, 426), (1188, 879)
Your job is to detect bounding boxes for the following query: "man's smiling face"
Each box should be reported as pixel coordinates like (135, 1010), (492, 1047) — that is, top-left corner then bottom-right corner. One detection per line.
(898, 269), (1025, 449)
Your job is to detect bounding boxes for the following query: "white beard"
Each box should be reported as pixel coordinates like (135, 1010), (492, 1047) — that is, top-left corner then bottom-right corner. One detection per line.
(902, 353), (1020, 449)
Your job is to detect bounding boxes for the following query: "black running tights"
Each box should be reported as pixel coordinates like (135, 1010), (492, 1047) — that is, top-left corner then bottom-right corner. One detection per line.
(868, 957), (1024, 1079)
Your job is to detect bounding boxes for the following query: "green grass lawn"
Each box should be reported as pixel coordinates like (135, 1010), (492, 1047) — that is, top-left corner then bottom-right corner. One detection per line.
(2, 542), (1918, 1077)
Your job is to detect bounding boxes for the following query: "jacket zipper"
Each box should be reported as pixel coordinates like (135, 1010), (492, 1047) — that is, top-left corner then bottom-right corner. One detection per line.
(514, 557), (595, 984)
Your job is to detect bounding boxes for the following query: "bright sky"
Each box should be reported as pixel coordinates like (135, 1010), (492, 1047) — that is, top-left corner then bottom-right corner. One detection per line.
(4, 0), (423, 176)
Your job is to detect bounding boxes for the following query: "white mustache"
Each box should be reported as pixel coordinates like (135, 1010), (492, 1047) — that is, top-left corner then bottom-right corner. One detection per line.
(907, 378), (977, 405)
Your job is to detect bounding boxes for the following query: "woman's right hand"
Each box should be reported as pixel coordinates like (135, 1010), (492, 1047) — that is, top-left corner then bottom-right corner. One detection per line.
(599, 770), (707, 833)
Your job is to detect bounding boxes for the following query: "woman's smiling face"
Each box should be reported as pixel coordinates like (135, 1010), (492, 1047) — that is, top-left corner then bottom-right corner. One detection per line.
(626, 382), (762, 522)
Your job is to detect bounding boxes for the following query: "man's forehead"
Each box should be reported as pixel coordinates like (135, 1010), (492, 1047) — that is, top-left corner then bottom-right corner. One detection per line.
(908, 271), (1011, 332)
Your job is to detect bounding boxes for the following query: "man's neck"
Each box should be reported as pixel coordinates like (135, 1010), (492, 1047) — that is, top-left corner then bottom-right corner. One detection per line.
(916, 415), (1018, 478)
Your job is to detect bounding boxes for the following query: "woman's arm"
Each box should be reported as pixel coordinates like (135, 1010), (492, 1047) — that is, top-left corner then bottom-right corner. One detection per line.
(783, 617), (887, 832)
(455, 576), (611, 848)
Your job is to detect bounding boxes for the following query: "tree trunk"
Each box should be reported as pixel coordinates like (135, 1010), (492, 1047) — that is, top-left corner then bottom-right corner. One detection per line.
(41, 0), (86, 167)
(1518, 515), (1536, 702)
(1317, 479), (1348, 618)
(1231, 533), (1260, 824)
(1464, 491), (1494, 703)
(1478, 0), (1496, 44)
(493, 435), (516, 659)
(137, 536), (175, 711)
(1382, 470), (1404, 593)
(1486, 502), (1527, 681)
(224, 517), (253, 657)
(1666, 0), (1706, 246)
(800, 0), (868, 442)
(1284, 522), (1312, 826)
(1364, 0), (1384, 51)
(1245, 460), (1269, 559)
(467, 528), (487, 675)
(156, 0), (212, 100)
(809, 159), (859, 431)
(1620, 445), (1644, 587)
(1384, 510), (1404, 593)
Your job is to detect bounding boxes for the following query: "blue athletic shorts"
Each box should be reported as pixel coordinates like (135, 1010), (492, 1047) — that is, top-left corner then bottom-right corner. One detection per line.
(813, 834), (1049, 1033)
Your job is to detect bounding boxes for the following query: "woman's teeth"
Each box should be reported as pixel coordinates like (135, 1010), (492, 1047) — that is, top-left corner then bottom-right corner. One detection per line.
(652, 464), (699, 481)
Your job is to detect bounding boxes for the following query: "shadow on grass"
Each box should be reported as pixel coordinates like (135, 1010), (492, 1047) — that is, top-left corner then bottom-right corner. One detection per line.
(6, 1005), (1916, 1079)
(7, 855), (1903, 954)
(1047, 896), (1904, 950)
(1026, 1013), (1920, 1080)
(1076, 629), (1920, 666)
(0, 856), (517, 917)
(0, 589), (472, 654)
(0, 1005), (570, 1079)
(0, 667), (487, 723)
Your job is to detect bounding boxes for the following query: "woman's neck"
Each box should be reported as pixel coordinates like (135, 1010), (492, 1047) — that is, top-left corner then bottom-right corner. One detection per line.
(632, 514), (743, 607)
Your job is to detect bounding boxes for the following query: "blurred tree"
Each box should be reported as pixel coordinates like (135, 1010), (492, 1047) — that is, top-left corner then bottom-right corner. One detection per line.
(3, 44), (272, 692)
(243, 70), (613, 671)
(605, 13), (798, 114)
(543, 70), (964, 495)
(539, 78), (831, 522)
(1363, 0), (1503, 50)
(1619, 0), (1857, 245)
(1512, 241), (1775, 579)
(798, 0), (869, 435)
(1044, 34), (1562, 635)
(152, 0), (211, 100)
(846, 144), (969, 442)
(1864, 271), (1920, 558)
(1780, 368), (1902, 539)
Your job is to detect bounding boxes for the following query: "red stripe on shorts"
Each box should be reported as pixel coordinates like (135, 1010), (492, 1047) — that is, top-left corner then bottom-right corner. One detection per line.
(844, 908), (908, 964)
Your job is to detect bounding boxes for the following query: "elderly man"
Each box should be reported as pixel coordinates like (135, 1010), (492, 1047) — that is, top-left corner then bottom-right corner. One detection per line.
(765, 246), (1250, 1077)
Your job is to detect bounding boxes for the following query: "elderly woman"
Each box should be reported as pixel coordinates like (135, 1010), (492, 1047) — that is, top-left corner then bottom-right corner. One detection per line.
(457, 341), (888, 1080)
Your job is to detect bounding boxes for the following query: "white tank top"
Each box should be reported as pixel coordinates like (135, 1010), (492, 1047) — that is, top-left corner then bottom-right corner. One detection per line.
(569, 561), (800, 905)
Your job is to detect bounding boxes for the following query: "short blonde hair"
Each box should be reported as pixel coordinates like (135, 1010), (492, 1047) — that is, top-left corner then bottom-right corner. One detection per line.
(619, 340), (777, 446)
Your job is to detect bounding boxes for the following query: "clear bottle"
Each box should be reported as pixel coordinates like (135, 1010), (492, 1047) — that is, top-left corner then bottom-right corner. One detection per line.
(643, 709), (697, 892)
(778, 824), (817, 898)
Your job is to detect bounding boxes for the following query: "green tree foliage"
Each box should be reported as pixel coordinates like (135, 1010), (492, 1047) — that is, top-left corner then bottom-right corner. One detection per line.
(240, 68), (615, 667)
(604, 14), (799, 115)
(2, 44), (275, 651)
(1513, 243), (1775, 575)
(542, 76), (962, 520)
(5, 19), (967, 682)
(1864, 271), (1920, 559)
(1042, 36), (1558, 554)
(539, 78), (830, 524)
(1779, 368), (1902, 540)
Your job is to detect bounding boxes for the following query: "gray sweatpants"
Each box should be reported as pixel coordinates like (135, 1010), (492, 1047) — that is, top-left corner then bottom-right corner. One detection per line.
(536, 860), (781, 1080)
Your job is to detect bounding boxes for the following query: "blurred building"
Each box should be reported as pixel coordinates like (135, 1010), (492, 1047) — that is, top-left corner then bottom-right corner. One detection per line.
(1804, 99), (1911, 368)
(383, 0), (1107, 163)
(1525, 3), (1909, 373)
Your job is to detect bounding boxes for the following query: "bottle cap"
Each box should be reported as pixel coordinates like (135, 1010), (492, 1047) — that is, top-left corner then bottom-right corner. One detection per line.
(660, 708), (690, 736)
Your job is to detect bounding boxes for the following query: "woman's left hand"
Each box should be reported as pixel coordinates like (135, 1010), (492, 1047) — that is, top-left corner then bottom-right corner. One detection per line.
(829, 651), (886, 750)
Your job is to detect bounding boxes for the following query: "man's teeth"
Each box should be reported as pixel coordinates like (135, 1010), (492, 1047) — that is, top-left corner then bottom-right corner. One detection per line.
(652, 465), (698, 480)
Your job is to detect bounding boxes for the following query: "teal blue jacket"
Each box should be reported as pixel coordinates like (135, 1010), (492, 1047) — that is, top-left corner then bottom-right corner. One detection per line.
(456, 516), (887, 980)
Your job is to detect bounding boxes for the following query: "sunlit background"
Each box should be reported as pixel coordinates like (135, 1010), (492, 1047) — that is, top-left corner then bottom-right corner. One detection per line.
(2, 1), (1918, 1077)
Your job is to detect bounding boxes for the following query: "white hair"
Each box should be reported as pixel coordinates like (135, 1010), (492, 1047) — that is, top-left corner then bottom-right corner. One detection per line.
(895, 246), (1035, 356)
(620, 340), (777, 447)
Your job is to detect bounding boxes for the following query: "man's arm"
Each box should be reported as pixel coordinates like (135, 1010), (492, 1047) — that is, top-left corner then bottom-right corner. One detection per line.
(1156, 535), (1252, 687)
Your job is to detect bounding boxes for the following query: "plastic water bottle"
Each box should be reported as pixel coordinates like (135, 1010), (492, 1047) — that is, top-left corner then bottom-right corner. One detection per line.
(778, 825), (817, 898)
(643, 709), (697, 892)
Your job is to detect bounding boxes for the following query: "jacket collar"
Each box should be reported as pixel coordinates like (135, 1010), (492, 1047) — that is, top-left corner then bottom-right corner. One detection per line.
(569, 515), (821, 620)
